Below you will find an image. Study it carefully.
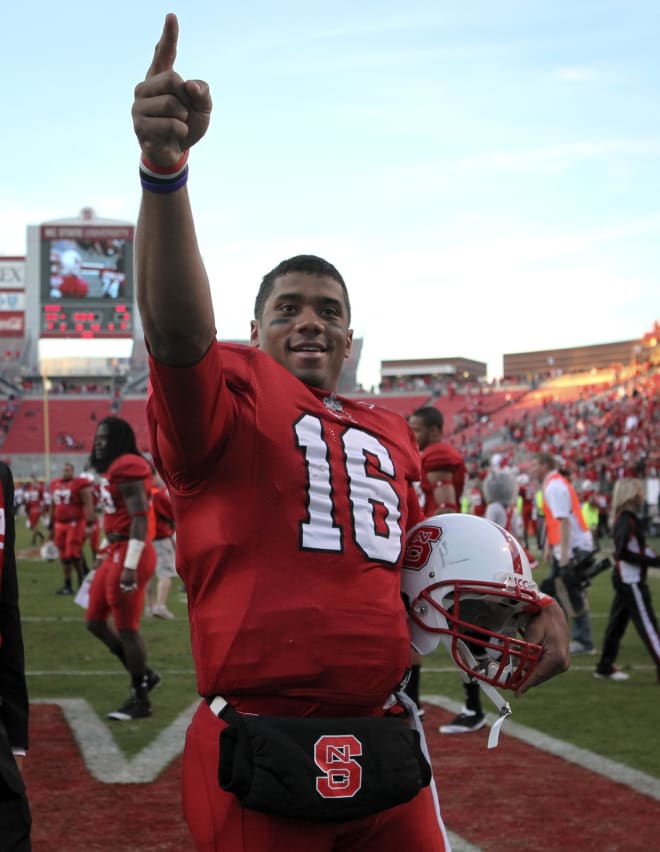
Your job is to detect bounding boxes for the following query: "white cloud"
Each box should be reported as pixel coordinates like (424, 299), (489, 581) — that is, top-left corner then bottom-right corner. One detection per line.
(461, 139), (660, 177)
(553, 66), (600, 83)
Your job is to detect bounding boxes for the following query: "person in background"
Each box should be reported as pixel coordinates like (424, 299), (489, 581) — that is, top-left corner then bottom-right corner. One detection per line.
(534, 452), (595, 655)
(48, 463), (95, 595)
(0, 462), (32, 850)
(23, 478), (45, 547)
(485, 470), (523, 537)
(485, 470), (538, 570)
(581, 490), (601, 547)
(86, 417), (160, 720)
(535, 484), (546, 549)
(594, 478), (660, 682)
(516, 473), (535, 549)
(407, 406), (485, 734)
(146, 472), (177, 620)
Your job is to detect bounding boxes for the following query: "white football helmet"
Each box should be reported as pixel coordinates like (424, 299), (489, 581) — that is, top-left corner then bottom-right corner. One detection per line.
(60, 248), (82, 276)
(401, 513), (543, 692)
(40, 540), (59, 562)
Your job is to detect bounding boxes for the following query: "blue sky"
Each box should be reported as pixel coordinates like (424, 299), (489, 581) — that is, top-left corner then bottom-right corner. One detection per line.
(3, 1), (659, 387)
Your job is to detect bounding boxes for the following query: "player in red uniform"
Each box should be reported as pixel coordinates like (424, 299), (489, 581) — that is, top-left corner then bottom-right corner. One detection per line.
(407, 406), (487, 733)
(408, 407), (466, 517)
(132, 14), (569, 851)
(23, 478), (46, 546)
(86, 417), (159, 720)
(48, 463), (95, 595)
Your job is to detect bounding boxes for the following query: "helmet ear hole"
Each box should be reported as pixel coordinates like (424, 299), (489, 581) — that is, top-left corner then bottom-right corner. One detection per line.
(401, 513), (544, 690)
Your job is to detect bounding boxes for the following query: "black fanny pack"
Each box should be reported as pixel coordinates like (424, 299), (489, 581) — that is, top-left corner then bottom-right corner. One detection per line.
(215, 701), (431, 822)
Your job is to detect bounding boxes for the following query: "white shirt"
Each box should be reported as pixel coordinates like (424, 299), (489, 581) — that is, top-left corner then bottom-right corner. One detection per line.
(543, 472), (593, 559)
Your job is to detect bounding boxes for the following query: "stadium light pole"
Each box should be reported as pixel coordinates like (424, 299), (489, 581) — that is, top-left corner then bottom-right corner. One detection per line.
(42, 374), (52, 483)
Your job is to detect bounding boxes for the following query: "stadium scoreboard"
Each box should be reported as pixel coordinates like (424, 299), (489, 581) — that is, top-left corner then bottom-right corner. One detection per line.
(39, 224), (134, 338)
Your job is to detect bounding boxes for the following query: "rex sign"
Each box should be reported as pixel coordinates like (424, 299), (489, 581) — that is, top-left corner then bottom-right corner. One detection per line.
(0, 257), (26, 338)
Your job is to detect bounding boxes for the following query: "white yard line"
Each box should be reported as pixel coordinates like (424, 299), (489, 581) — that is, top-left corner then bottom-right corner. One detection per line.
(425, 693), (660, 802)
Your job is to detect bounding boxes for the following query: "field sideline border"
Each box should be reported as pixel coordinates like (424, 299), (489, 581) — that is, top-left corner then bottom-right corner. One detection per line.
(28, 692), (658, 852)
(425, 694), (660, 802)
(25, 666), (660, 797)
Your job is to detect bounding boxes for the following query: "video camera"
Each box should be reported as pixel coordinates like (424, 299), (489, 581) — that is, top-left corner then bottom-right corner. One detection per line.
(564, 550), (612, 590)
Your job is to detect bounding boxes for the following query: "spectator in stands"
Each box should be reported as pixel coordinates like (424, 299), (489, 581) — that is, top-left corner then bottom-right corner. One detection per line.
(534, 452), (595, 655)
(594, 477), (660, 682)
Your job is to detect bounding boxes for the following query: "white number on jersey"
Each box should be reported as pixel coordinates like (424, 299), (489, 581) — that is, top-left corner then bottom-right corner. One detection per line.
(295, 415), (402, 563)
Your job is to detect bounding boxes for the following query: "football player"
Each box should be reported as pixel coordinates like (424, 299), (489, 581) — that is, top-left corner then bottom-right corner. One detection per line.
(86, 417), (160, 720)
(48, 463), (95, 595)
(132, 14), (570, 851)
(408, 406), (486, 734)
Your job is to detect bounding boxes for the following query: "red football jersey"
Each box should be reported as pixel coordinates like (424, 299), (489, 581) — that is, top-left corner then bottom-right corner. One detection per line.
(50, 476), (89, 523)
(24, 485), (43, 511)
(418, 441), (466, 516)
(147, 342), (422, 707)
(98, 454), (152, 538)
(59, 274), (88, 298)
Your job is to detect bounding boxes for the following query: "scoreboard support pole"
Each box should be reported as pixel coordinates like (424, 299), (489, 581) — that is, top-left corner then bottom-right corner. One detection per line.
(41, 374), (51, 483)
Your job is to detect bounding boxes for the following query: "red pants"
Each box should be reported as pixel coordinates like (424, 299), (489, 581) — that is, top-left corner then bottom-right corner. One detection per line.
(86, 540), (155, 630)
(182, 700), (448, 852)
(53, 518), (85, 561)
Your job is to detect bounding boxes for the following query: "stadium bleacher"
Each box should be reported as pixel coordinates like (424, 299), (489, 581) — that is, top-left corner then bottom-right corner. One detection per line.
(347, 393), (432, 419)
(1, 349), (657, 494)
(1, 398), (113, 455)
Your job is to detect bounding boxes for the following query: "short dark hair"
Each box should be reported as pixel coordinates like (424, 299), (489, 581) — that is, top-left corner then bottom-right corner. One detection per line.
(254, 255), (351, 323)
(412, 406), (444, 433)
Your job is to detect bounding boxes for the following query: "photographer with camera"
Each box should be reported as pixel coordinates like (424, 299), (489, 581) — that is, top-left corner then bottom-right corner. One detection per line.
(594, 477), (660, 682)
(534, 453), (596, 655)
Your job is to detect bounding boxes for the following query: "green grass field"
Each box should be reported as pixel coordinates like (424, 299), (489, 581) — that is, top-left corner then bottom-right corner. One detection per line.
(15, 519), (660, 777)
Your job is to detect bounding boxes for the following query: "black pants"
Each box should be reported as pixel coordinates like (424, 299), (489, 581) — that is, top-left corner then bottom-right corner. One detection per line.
(0, 777), (31, 852)
(598, 571), (660, 676)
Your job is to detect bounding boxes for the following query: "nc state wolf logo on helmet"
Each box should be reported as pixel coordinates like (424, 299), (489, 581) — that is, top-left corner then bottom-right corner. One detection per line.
(403, 524), (442, 571)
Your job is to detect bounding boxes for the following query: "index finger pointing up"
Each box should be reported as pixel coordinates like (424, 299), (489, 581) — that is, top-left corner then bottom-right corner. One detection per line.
(146, 13), (179, 79)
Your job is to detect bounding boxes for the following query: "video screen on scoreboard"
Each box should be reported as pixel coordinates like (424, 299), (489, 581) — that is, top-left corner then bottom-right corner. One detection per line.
(39, 225), (134, 338)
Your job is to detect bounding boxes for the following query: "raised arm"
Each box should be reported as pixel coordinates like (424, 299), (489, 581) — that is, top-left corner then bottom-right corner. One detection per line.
(132, 13), (216, 366)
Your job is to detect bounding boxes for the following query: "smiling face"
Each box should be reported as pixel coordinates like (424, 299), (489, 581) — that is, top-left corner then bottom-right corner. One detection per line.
(250, 272), (353, 392)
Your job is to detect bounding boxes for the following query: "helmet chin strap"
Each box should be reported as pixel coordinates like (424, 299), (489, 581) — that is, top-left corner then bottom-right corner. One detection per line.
(445, 637), (512, 748)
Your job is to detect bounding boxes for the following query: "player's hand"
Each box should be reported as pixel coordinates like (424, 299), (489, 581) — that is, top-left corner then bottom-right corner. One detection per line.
(516, 597), (570, 696)
(119, 568), (137, 593)
(132, 13), (212, 167)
